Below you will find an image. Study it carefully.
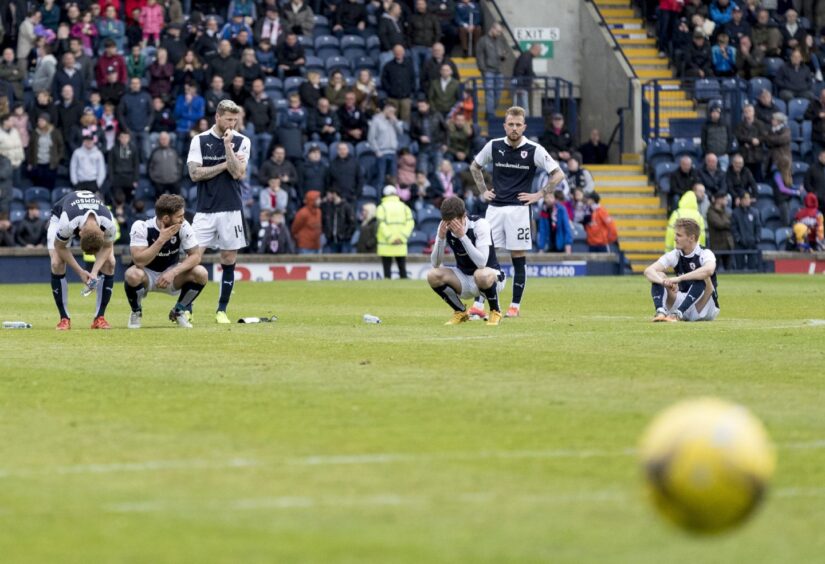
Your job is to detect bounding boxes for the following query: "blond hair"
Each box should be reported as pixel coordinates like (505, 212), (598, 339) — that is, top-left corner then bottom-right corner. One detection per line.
(505, 106), (526, 119)
(216, 99), (241, 115)
(674, 218), (701, 241)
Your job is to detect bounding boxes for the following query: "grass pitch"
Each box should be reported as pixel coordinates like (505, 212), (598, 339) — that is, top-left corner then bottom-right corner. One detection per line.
(0, 274), (824, 563)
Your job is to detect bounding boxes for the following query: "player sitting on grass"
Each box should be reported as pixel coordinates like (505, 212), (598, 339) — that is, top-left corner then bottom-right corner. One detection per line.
(644, 218), (720, 322)
(427, 196), (506, 326)
(124, 194), (208, 329)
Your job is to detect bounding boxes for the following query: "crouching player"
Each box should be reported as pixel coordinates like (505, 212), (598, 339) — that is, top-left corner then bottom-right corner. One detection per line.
(644, 218), (720, 322)
(124, 194), (207, 328)
(427, 196), (507, 326)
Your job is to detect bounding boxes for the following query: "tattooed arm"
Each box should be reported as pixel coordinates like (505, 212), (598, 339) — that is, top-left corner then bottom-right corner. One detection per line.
(470, 160), (495, 202)
(187, 160), (228, 182)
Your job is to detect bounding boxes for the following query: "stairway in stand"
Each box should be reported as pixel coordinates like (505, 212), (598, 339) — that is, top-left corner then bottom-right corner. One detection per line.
(594, 0), (696, 136)
(588, 162), (666, 273)
(454, 57), (512, 136)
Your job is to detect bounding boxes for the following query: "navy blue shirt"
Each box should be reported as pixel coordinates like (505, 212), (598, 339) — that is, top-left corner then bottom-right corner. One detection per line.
(129, 217), (198, 272)
(658, 246), (719, 306)
(473, 137), (559, 206)
(51, 190), (117, 243)
(187, 128), (251, 213)
(444, 216), (501, 275)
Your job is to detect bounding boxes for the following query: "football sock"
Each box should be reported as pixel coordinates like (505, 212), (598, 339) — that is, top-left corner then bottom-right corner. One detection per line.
(95, 274), (115, 317)
(473, 296), (485, 309)
(481, 281), (500, 312)
(218, 263), (235, 312)
(176, 281), (205, 310)
(51, 273), (70, 319)
(677, 282), (705, 314)
(124, 282), (143, 312)
(511, 256), (526, 306)
(433, 284), (465, 312)
(651, 283), (666, 312)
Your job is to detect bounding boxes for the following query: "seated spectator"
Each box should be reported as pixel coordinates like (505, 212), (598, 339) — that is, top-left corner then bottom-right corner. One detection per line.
(0, 212), (14, 247)
(723, 4), (751, 47)
(369, 103), (404, 186)
(109, 130), (140, 202)
(207, 40), (241, 86)
(752, 8), (783, 58)
(735, 103), (766, 181)
(804, 148), (825, 215)
(701, 101), (732, 170)
(669, 155), (700, 212)
(299, 71), (323, 109)
(27, 113), (63, 190)
(711, 31), (737, 77)
(578, 128), (608, 165)
(205, 76), (226, 117)
(226, 75), (251, 108)
(683, 28), (713, 78)
(174, 50), (205, 96)
(427, 62), (460, 116)
(275, 32), (306, 79)
(755, 89), (780, 127)
(282, 0), (315, 38)
(780, 9), (807, 58)
(731, 191), (761, 269)
(735, 35), (763, 80)
(583, 192), (618, 253)
(126, 45), (146, 80)
(70, 132), (106, 193)
(291, 190), (322, 254)
(537, 189), (572, 254)
(221, 12), (253, 44)
(0, 49), (24, 102)
(792, 193), (825, 251)
(321, 188), (357, 253)
(397, 148), (417, 189)
(299, 145), (329, 196)
(327, 142), (362, 203)
(421, 43), (460, 95)
(567, 186), (589, 224)
(726, 154), (758, 205)
(334, 0), (367, 36)
(239, 48), (263, 88)
(257, 210), (296, 254)
(125, 8), (144, 50)
(356, 202), (378, 254)
(147, 132), (182, 196)
(698, 152), (727, 199)
(445, 112), (473, 163)
(279, 92), (307, 131)
(432, 159), (461, 203)
(259, 176), (289, 214)
(308, 98), (340, 145)
(566, 157), (595, 194)
(665, 187), (707, 252)
(13, 202), (46, 247)
(259, 145), (299, 197)
(707, 192), (734, 270)
(776, 49), (814, 102)
(149, 97), (177, 147)
(381, 44), (416, 121)
(540, 112), (574, 162)
(764, 111), (794, 199)
(354, 69), (379, 115)
(338, 91), (368, 144)
(709, 0), (735, 28)
(324, 70), (348, 111)
(255, 38), (276, 77)
(100, 65), (127, 106)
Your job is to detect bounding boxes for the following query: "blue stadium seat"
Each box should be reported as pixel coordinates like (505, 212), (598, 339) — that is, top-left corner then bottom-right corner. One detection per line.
(416, 205), (441, 225)
(304, 141), (329, 158)
(408, 230), (429, 245)
(329, 141), (354, 159)
(789, 120), (802, 141)
(135, 183), (154, 201)
(763, 57), (784, 78)
(358, 153), (377, 185)
(360, 185), (379, 200)
(757, 202), (783, 230)
(408, 242), (428, 254)
(24, 187), (50, 203)
(571, 222), (586, 241)
(11, 187), (24, 202)
(788, 98), (810, 121)
(264, 76), (283, 90)
(366, 35), (381, 54)
(266, 88), (285, 101)
(658, 175), (671, 194)
(756, 183), (774, 199)
(792, 161), (809, 185)
(51, 187), (73, 204)
(343, 46), (367, 61)
(314, 34), (339, 50)
(355, 141), (373, 157)
(452, 161), (469, 174)
(10, 208), (25, 223)
(773, 98), (787, 115)
(283, 76), (305, 93)
(802, 120), (812, 142)
(305, 55), (325, 73)
(749, 77), (772, 100)
(37, 202), (51, 217)
(645, 138), (670, 160)
(654, 161), (678, 184)
(317, 46), (342, 62)
(775, 227), (793, 249)
(325, 55), (351, 74)
(668, 118), (705, 138)
(341, 35), (366, 50)
(275, 99), (288, 111)
(758, 227), (777, 251)
(313, 15), (331, 37)
(720, 78), (744, 93)
(694, 79), (720, 101)
(671, 137), (699, 159)
(353, 55), (378, 73)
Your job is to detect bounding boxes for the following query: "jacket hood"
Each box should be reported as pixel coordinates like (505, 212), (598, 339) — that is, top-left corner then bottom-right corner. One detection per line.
(304, 190), (320, 206)
(678, 190), (699, 210)
(805, 192), (819, 209)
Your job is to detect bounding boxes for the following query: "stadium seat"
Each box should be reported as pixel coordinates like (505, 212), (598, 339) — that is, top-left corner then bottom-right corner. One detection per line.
(408, 242), (428, 254)
(571, 222), (587, 241)
(654, 161), (678, 184)
(266, 88), (285, 101)
(788, 198), (803, 220)
(774, 227), (793, 249)
(773, 98), (787, 115)
(408, 230), (429, 245)
(789, 120), (802, 142)
(758, 227), (777, 251)
(325, 55), (351, 74)
(11, 187), (24, 202)
(749, 77), (772, 100)
(694, 79), (720, 102)
(340, 35), (366, 50)
(758, 202), (783, 230)
(788, 98), (810, 122)
(452, 161), (469, 174)
(645, 139), (671, 172)
(358, 154), (377, 185)
(10, 208), (25, 223)
(355, 141), (374, 157)
(416, 205), (441, 225)
(792, 161), (809, 185)
(763, 57), (784, 78)
(756, 183), (774, 199)
(802, 120), (812, 142)
(366, 35), (381, 55)
(51, 187), (73, 204)
(353, 55), (378, 73)
(671, 137), (700, 159)
(668, 118), (705, 138)
(283, 76), (305, 93)
(658, 175), (671, 194)
(360, 185), (379, 200)
(305, 56), (325, 73)
(264, 76), (282, 90)
(37, 202), (51, 217)
(313, 15), (331, 36)
(314, 34), (339, 50)
(304, 141), (329, 158)
(24, 187), (50, 203)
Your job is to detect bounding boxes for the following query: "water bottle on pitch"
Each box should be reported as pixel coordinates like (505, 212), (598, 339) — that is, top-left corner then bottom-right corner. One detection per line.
(81, 277), (99, 297)
(3, 321), (32, 329)
(363, 314), (381, 324)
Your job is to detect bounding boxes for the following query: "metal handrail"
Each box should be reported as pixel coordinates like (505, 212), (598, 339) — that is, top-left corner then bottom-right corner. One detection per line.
(585, 0), (639, 79)
(482, 0), (523, 53)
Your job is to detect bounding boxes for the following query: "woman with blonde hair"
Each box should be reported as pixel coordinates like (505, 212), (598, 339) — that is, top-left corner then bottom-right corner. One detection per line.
(356, 202), (378, 253)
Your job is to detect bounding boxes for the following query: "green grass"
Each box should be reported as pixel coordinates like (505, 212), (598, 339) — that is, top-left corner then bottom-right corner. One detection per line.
(0, 275), (824, 563)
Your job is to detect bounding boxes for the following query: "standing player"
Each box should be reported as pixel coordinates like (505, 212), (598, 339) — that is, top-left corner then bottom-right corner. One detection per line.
(186, 99), (251, 324)
(469, 106), (565, 318)
(427, 196), (506, 326)
(48, 190), (118, 330)
(644, 218), (720, 322)
(124, 194), (208, 329)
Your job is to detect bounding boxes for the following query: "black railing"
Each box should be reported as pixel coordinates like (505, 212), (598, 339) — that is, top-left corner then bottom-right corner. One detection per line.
(586, 0), (639, 79)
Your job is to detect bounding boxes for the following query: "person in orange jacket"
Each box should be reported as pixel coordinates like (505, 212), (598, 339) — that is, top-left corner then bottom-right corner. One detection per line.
(291, 190), (322, 254)
(584, 192), (618, 252)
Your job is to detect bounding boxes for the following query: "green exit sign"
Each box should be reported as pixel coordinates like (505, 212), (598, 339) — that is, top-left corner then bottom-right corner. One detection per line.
(518, 40), (554, 59)
(515, 27), (559, 59)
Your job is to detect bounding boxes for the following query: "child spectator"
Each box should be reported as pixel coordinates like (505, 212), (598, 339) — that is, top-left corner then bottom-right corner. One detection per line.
(584, 192), (618, 253)
(792, 193), (825, 251)
(291, 190), (323, 254)
(537, 190), (573, 254)
(139, 0), (165, 46)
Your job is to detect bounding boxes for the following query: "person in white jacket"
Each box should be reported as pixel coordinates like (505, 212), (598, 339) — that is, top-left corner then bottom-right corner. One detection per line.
(368, 103), (403, 187)
(70, 133), (106, 193)
(0, 113), (24, 186)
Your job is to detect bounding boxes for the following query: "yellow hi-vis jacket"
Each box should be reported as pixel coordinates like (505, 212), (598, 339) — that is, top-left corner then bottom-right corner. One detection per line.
(376, 195), (414, 257)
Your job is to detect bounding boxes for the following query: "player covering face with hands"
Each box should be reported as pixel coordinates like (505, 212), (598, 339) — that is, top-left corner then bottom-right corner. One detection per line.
(427, 197), (507, 326)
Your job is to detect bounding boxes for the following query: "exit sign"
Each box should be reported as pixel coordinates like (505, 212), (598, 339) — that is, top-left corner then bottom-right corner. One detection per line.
(515, 27), (559, 59)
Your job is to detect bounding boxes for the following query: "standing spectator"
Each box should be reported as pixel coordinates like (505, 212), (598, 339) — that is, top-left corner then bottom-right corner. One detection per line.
(378, 3), (406, 68)
(804, 148), (825, 216)
(160, 24), (186, 65)
(776, 48), (814, 102)
(275, 32), (306, 79)
(726, 154), (758, 206)
(9, 105), (29, 153)
(95, 40), (127, 86)
(255, 7), (284, 46)
(327, 142), (363, 203)
(244, 78), (276, 166)
(427, 62), (460, 116)
(30, 44), (58, 95)
(805, 88), (825, 155)
(282, 0), (315, 38)
(100, 66), (127, 106)
(669, 155), (700, 212)
(149, 97), (177, 146)
(148, 48), (174, 101)
(204, 75), (226, 117)
(221, 13), (253, 44)
(147, 132), (182, 196)
(584, 192), (618, 253)
(27, 113), (64, 190)
(324, 70), (348, 109)
(51, 52), (85, 102)
(291, 190), (322, 254)
(0, 49), (24, 101)
(780, 9), (807, 57)
(752, 9), (783, 58)
(98, 6), (126, 52)
(68, 38), (94, 89)
(408, 0), (441, 81)
(16, 9), (41, 77)
(173, 50), (205, 97)
(173, 82), (205, 153)
(420, 42), (460, 94)
(194, 17), (221, 62)
(278, 92), (307, 131)
(307, 97), (340, 145)
(731, 191), (761, 269)
(381, 44), (416, 121)
(376, 185), (414, 278)
(108, 130), (140, 202)
(126, 45), (146, 80)
(566, 158), (595, 194)
(454, 0), (482, 57)
(698, 152), (728, 198)
(0, 113), (24, 186)
(710, 0), (736, 27)
(239, 48), (262, 88)
(354, 69), (379, 114)
(334, 0), (368, 36)
(207, 41), (241, 86)
(356, 202), (378, 253)
(410, 97), (447, 175)
(707, 192), (735, 270)
(540, 112), (574, 162)
(476, 23), (508, 119)
(14, 203), (47, 247)
(683, 28), (713, 78)
(139, 0), (165, 46)
(0, 155), (10, 214)
(711, 30), (737, 77)
(118, 77), (153, 161)
(337, 91), (368, 144)
(259, 177), (289, 213)
(578, 128), (609, 165)
(445, 112), (473, 162)
(764, 111), (794, 218)
(322, 188), (357, 253)
(259, 145), (299, 195)
(536, 190), (572, 254)
(39, 0), (61, 33)
(665, 187), (707, 251)
(512, 43), (539, 109)
(258, 210), (296, 254)
(70, 132), (106, 193)
(724, 4), (751, 47)
(735, 35), (763, 79)
(299, 71), (324, 109)
(369, 103), (404, 186)
(735, 103), (766, 181)
(658, 0), (684, 58)
(298, 145), (329, 196)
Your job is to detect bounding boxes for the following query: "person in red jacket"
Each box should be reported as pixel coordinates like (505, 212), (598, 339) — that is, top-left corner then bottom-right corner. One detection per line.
(584, 192), (618, 253)
(291, 190), (322, 254)
(95, 39), (128, 86)
(657, 0), (684, 58)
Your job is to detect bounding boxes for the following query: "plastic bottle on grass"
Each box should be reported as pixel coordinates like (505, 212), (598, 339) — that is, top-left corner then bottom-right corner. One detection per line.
(363, 314), (381, 324)
(3, 321), (32, 329)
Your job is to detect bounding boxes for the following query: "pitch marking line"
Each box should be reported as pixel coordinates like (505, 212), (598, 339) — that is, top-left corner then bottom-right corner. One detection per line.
(0, 441), (822, 479)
